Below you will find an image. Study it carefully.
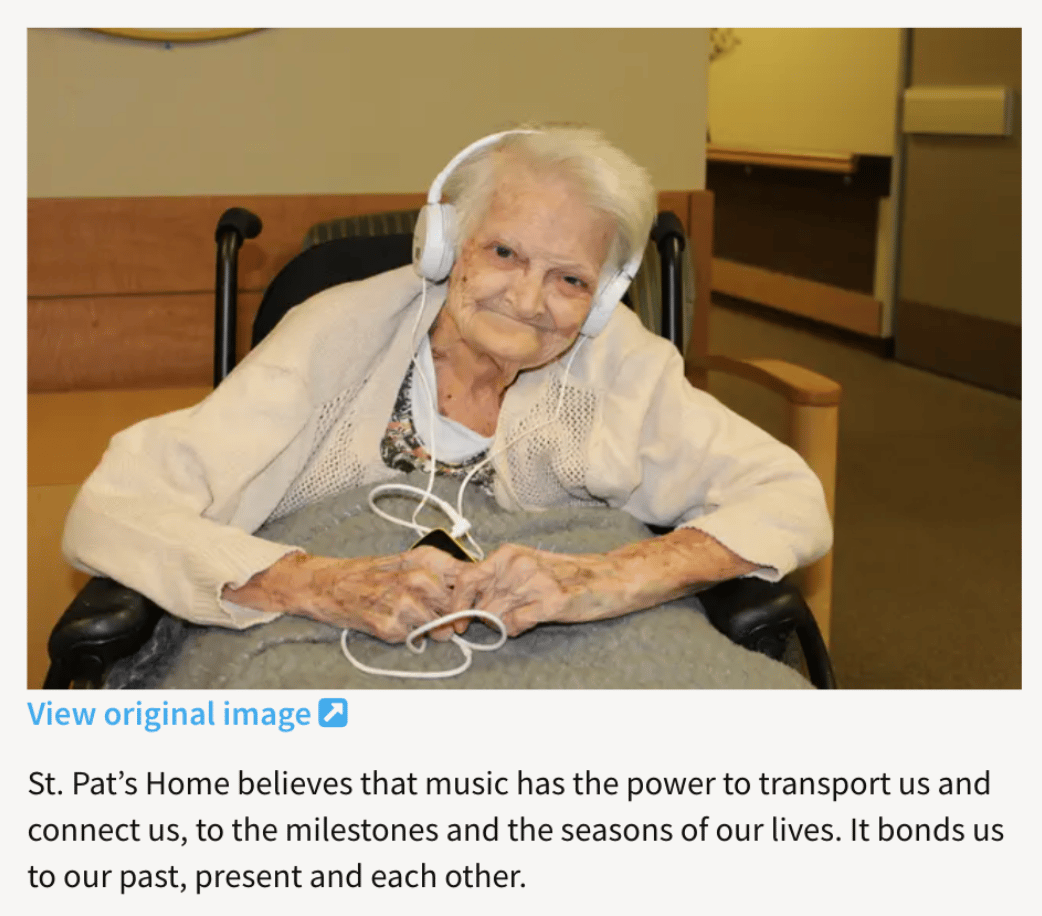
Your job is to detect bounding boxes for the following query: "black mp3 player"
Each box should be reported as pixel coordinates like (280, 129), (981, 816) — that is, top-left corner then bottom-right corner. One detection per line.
(411, 528), (477, 563)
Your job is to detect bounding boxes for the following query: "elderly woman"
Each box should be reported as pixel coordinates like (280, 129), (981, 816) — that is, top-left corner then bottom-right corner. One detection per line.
(63, 127), (831, 646)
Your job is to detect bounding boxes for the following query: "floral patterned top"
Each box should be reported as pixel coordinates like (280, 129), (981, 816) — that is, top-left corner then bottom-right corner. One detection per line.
(380, 363), (496, 495)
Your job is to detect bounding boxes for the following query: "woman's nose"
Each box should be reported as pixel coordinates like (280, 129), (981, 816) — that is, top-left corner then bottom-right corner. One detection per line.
(510, 271), (544, 319)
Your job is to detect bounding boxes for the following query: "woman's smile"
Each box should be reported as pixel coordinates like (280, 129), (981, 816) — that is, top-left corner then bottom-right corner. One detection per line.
(478, 301), (554, 332)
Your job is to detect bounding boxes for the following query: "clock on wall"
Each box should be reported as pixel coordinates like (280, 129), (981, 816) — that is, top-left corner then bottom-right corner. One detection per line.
(87, 29), (260, 44)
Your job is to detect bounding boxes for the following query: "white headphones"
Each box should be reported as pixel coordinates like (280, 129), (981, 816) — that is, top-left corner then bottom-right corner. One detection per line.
(412, 130), (645, 337)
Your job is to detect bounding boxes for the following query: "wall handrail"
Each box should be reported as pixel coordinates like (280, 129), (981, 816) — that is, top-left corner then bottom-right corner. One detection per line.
(707, 144), (859, 174)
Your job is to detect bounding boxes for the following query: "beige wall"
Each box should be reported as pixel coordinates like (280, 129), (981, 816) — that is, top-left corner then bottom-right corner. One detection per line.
(897, 28), (1021, 326)
(28, 28), (708, 198)
(708, 28), (903, 155)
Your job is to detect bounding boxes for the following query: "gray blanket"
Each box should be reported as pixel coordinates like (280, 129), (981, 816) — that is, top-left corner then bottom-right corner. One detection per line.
(106, 474), (810, 689)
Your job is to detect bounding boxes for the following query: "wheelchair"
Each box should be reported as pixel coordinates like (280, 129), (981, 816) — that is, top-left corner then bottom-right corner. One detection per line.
(45, 205), (838, 690)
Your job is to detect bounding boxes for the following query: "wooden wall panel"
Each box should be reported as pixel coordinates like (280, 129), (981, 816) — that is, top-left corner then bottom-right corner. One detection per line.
(657, 191), (691, 234)
(29, 292), (262, 391)
(28, 191), (709, 392)
(27, 193), (429, 298)
(896, 298), (1021, 397)
(29, 387), (212, 486)
(29, 192), (691, 299)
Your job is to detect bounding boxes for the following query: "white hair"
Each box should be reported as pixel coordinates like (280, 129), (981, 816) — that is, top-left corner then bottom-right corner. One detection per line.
(441, 125), (657, 274)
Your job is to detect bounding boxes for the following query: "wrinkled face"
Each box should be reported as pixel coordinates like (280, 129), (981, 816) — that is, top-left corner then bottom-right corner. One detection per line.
(442, 166), (615, 371)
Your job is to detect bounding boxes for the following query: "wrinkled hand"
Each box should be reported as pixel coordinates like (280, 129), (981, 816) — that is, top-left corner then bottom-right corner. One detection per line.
(449, 544), (621, 637)
(229, 549), (470, 643)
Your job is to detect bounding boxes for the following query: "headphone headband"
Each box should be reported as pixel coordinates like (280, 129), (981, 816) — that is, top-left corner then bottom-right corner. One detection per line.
(426, 129), (538, 206)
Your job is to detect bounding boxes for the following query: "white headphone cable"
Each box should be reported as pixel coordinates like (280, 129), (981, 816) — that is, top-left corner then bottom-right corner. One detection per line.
(365, 276), (488, 554)
(340, 609), (507, 680)
(351, 277), (493, 678)
(453, 334), (587, 527)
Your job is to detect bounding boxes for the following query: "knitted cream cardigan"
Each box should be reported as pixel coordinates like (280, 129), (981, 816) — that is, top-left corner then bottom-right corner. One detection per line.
(63, 267), (832, 628)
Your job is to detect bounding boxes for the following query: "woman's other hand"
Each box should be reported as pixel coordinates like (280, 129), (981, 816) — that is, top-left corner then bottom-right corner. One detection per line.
(224, 548), (469, 643)
(448, 544), (622, 637)
(448, 530), (759, 637)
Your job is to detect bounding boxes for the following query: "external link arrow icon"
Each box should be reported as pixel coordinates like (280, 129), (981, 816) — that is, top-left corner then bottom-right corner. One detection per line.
(323, 701), (345, 723)
(318, 698), (348, 727)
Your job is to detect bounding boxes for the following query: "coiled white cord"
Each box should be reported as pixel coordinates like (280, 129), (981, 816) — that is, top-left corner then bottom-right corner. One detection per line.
(340, 610), (507, 680)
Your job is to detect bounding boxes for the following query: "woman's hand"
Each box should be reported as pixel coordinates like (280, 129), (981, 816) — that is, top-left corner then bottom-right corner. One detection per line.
(448, 544), (624, 637)
(448, 530), (760, 638)
(224, 549), (470, 643)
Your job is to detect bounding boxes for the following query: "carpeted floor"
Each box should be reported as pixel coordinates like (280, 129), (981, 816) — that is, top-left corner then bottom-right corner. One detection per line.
(706, 300), (1022, 689)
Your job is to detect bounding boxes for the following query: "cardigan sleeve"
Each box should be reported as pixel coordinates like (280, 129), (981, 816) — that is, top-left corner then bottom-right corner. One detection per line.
(62, 267), (433, 628)
(587, 337), (833, 581)
(62, 359), (315, 628)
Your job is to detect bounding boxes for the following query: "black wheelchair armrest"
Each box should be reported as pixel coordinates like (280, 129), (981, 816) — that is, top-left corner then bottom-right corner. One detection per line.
(698, 577), (837, 689)
(44, 577), (165, 689)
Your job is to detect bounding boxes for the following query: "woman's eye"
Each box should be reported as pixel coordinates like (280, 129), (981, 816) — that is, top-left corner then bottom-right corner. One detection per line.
(493, 245), (513, 259)
(562, 275), (588, 290)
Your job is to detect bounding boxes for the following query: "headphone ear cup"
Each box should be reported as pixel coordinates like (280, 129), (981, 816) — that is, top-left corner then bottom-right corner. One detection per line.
(413, 203), (458, 281)
(581, 270), (630, 336)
